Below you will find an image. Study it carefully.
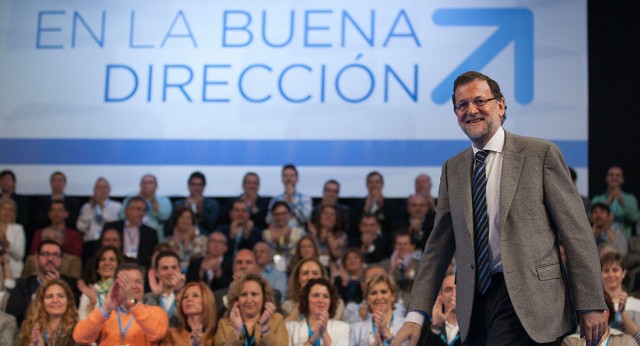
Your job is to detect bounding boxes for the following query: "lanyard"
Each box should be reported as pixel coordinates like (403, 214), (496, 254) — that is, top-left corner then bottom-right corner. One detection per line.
(117, 307), (135, 342)
(159, 295), (175, 316)
(306, 320), (321, 346)
(242, 324), (255, 346)
(371, 314), (394, 346)
(439, 331), (460, 346)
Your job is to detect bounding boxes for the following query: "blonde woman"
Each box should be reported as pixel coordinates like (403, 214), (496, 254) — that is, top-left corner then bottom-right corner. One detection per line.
(161, 282), (217, 345)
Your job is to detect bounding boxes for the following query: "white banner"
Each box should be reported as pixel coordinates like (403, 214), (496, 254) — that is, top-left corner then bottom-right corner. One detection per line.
(0, 0), (588, 197)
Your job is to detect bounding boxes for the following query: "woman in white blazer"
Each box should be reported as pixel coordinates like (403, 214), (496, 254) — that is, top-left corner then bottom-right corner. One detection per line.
(350, 273), (405, 346)
(287, 277), (350, 346)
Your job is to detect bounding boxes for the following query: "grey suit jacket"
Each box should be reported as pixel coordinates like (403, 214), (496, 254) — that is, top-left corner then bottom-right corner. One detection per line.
(409, 130), (605, 343)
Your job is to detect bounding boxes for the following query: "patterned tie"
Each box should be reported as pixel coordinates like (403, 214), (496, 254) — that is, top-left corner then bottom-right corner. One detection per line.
(472, 150), (492, 294)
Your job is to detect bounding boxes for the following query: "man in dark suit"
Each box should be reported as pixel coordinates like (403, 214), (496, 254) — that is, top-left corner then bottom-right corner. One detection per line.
(393, 194), (435, 251)
(356, 213), (391, 265)
(103, 196), (158, 269)
(186, 231), (233, 291)
(216, 199), (262, 258)
(393, 71), (605, 346)
(6, 240), (80, 326)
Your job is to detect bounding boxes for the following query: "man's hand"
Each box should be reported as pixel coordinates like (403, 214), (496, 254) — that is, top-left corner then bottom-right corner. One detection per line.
(147, 268), (162, 296)
(579, 311), (606, 346)
(430, 297), (446, 328)
(103, 280), (121, 314)
(170, 273), (186, 293)
(42, 269), (60, 284)
(391, 321), (421, 346)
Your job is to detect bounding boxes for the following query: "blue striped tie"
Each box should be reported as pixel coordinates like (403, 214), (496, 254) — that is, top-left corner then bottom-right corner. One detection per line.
(472, 150), (492, 294)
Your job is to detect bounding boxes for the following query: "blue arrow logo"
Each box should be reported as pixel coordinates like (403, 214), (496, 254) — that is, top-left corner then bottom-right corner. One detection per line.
(431, 8), (534, 105)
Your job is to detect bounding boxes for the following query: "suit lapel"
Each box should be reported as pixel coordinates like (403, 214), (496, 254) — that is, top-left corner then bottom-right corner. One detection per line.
(499, 131), (525, 228)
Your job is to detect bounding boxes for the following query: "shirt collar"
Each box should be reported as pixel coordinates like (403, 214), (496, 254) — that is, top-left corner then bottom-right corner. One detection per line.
(472, 126), (505, 154)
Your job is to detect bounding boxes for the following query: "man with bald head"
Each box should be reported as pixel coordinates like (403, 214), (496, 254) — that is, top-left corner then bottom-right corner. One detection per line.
(121, 174), (172, 241)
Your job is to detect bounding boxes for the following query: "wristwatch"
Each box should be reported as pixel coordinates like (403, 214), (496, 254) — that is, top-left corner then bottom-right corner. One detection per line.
(125, 297), (138, 310)
(430, 324), (443, 335)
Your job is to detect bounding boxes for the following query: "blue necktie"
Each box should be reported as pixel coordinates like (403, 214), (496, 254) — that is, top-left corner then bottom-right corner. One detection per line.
(472, 150), (492, 294)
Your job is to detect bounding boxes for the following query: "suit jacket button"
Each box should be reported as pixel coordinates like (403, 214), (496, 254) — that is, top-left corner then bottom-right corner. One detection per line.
(471, 264), (475, 270)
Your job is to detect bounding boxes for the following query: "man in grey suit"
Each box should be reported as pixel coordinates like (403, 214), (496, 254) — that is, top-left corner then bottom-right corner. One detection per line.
(392, 71), (606, 346)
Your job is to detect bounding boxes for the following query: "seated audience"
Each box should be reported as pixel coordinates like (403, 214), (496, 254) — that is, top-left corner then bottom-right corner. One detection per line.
(73, 263), (169, 345)
(308, 204), (348, 267)
(310, 179), (351, 233)
(186, 231), (233, 292)
(393, 194), (435, 251)
(592, 166), (639, 239)
(263, 201), (306, 272)
(213, 249), (267, 318)
(356, 213), (391, 265)
(601, 252), (640, 343)
(341, 265), (406, 324)
(283, 258), (344, 321)
(592, 203), (628, 257)
(287, 277), (350, 346)
(17, 279), (78, 346)
(30, 200), (83, 258)
(165, 206), (208, 273)
(287, 235), (322, 276)
(420, 274), (461, 345)
(0, 169), (30, 230)
(254, 241), (287, 305)
(220, 172), (270, 231)
(218, 199), (262, 258)
(562, 290), (636, 346)
(414, 173), (437, 209)
(22, 227), (82, 279)
(350, 273), (405, 345)
(105, 197), (158, 269)
(160, 281), (217, 346)
(144, 250), (186, 327)
(32, 171), (81, 234)
(121, 174), (172, 241)
(0, 199), (25, 279)
(351, 171), (401, 237)
(76, 245), (124, 320)
(169, 171), (220, 236)
(380, 230), (420, 308)
(81, 227), (136, 283)
(334, 248), (365, 305)
(214, 273), (287, 345)
(76, 177), (121, 260)
(6, 239), (80, 326)
(266, 164), (312, 229)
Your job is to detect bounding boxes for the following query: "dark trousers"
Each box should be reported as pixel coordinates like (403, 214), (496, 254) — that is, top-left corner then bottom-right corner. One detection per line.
(465, 273), (560, 346)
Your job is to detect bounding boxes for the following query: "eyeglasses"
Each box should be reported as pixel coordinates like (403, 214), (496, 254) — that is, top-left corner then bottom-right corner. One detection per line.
(39, 251), (62, 259)
(454, 97), (497, 111)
